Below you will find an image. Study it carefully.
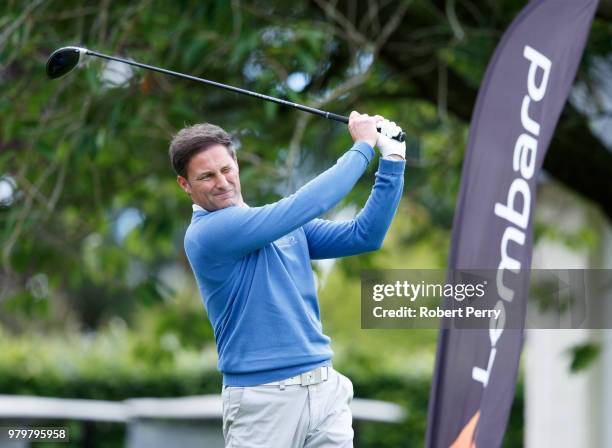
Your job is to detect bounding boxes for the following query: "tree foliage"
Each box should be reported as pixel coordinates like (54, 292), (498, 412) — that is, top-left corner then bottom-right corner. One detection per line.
(0, 0), (610, 331)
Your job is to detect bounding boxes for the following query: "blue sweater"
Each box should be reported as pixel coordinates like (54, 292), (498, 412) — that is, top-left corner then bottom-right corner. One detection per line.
(184, 141), (405, 386)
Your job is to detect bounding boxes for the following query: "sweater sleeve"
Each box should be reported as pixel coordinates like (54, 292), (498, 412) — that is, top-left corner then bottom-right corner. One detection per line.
(303, 157), (405, 259)
(189, 141), (375, 260)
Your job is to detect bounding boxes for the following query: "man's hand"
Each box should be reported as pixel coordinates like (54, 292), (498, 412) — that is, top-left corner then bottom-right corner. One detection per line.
(376, 119), (406, 160)
(348, 111), (381, 148)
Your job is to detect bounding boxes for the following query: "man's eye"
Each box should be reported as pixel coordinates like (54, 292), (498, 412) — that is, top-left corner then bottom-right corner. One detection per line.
(221, 167), (231, 173)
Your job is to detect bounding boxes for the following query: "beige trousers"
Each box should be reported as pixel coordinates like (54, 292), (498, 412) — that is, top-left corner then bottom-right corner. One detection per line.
(222, 367), (354, 447)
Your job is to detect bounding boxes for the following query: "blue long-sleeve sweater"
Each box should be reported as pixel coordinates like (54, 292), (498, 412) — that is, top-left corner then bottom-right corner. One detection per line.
(184, 141), (405, 386)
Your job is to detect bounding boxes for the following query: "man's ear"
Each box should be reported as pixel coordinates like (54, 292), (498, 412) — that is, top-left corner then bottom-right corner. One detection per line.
(177, 175), (191, 195)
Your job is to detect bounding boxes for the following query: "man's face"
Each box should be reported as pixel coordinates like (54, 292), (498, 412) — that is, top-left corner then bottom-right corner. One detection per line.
(177, 144), (244, 212)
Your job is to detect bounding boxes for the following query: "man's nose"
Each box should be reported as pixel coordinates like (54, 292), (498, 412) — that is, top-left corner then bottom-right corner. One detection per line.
(216, 174), (230, 189)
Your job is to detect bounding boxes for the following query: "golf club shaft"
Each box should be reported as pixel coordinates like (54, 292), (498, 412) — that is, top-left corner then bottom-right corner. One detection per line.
(83, 49), (405, 142)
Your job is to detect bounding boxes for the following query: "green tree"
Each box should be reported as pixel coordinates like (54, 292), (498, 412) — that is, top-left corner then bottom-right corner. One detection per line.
(0, 0), (609, 332)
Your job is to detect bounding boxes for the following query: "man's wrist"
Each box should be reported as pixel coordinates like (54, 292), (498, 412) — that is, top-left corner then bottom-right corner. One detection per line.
(378, 156), (406, 175)
(355, 139), (376, 149)
(350, 140), (375, 164)
(384, 154), (405, 161)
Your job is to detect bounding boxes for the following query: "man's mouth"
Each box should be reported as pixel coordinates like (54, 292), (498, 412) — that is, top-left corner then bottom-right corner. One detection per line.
(215, 191), (234, 199)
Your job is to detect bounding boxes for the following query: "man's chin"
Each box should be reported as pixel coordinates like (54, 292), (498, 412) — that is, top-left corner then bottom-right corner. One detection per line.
(212, 198), (236, 211)
(201, 193), (242, 211)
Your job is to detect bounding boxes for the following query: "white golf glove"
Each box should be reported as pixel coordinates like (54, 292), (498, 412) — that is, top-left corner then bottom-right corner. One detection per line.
(376, 119), (406, 159)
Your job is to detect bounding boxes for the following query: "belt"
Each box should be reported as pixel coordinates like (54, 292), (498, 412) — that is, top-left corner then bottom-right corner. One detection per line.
(261, 366), (329, 389)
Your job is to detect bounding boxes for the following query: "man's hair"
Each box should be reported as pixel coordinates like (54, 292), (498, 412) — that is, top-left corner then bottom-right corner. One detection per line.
(169, 123), (235, 178)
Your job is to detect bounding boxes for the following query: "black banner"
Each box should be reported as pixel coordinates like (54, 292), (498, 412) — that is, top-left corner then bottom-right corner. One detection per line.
(425, 1), (599, 447)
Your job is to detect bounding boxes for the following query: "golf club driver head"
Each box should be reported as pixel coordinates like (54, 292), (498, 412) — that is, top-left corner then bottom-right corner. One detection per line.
(46, 46), (87, 79)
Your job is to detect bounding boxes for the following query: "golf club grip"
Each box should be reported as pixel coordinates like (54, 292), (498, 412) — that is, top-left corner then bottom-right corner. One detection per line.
(325, 112), (405, 142)
(324, 112), (349, 124)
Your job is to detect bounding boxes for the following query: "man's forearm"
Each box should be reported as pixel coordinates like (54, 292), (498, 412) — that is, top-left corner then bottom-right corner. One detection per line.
(304, 157), (405, 259)
(353, 158), (405, 247)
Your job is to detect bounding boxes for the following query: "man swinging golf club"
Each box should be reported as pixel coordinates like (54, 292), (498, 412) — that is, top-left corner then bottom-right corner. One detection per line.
(46, 45), (406, 447)
(170, 111), (405, 448)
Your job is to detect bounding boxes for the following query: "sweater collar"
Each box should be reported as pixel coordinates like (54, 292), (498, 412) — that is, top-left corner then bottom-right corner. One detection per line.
(192, 203), (249, 214)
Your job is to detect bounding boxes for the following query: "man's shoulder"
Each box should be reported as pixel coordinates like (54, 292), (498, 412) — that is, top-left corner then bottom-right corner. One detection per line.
(184, 212), (211, 251)
(184, 206), (244, 253)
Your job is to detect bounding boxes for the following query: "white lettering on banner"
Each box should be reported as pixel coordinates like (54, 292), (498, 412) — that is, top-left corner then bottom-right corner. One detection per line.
(513, 133), (537, 179)
(520, 96), (541, 136)
(472, 45), (552, 388)
(496, 227), (525, 303)
(494, 178), (531, 230)
(524, 45), (551, 101)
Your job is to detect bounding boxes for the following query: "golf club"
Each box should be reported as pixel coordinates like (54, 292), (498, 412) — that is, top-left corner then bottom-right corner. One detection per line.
(46, 46), (405, 142)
